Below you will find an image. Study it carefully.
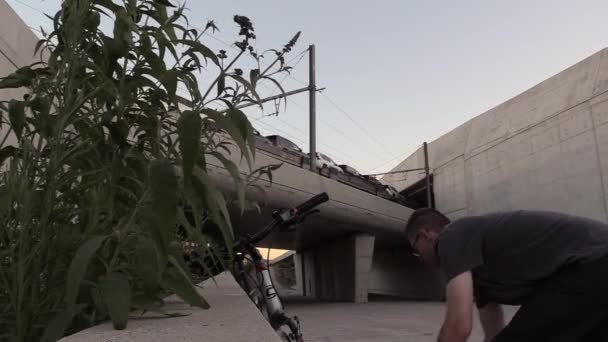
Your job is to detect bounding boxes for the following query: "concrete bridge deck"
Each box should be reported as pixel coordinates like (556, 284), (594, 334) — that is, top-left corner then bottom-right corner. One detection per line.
(204, 139), (431, 303)
(207, 140), (413, 251)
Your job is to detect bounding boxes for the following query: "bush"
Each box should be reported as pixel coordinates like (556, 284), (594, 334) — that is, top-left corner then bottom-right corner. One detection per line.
(0, 0), (299, 340)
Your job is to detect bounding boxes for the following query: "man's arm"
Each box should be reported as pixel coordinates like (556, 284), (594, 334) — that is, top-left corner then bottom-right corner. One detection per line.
(437, 272), (474, 342)
(478, 303), (505, 342)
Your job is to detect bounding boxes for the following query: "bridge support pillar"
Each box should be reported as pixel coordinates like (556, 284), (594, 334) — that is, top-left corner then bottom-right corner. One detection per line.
(368, 247), (446, 300)
(299, 233), (375, 303)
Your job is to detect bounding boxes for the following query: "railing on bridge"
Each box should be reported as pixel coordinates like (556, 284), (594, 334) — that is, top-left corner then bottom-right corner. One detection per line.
(253, 140), (402, 204)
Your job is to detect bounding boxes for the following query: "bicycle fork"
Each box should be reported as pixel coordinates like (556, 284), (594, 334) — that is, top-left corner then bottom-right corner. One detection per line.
(256, 261), (284, 317)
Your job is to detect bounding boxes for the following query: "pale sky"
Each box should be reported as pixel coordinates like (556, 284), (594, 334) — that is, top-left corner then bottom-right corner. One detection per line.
(7, 0), (608, 174)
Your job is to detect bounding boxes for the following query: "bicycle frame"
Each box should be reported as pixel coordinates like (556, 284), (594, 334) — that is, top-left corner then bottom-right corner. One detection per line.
(234, 241), (302, 341)
(187, 193), (328, 341)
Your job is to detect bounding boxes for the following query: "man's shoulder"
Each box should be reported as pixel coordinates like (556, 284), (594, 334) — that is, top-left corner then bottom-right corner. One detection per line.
(445, 210), (557, 228)
(440, 211), (520, 236)
(438, 216), (486, 249)
(442, 214), (488, 233)
(441, 210), (577, 241)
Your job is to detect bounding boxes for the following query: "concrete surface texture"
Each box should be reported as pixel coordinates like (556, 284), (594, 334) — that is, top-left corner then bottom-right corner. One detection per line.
(59, 273), (281, 342)
(0, 0), (412, 253)
(384, 48), (608, 223)
(369, 248), (445, 300)
(298, 234), (376, 303)
(0, 0), (421, 305)
(279, 246), (445, 302)
(208, 144), (412, 251)
(208, 143), (419, 299)
(285, 298), (517, 342)
(0, 0), (44, 147)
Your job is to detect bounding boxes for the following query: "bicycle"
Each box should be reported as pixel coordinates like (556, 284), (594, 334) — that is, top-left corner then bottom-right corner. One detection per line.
(185, 192), (330, 342)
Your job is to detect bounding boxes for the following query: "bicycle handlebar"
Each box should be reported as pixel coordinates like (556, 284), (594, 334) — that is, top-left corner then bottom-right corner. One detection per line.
(241, 192), (329, 247)
(295, 192), (329, 214)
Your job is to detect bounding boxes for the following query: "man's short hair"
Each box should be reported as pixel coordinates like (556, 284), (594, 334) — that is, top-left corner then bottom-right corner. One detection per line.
(404, 208), (451, 239)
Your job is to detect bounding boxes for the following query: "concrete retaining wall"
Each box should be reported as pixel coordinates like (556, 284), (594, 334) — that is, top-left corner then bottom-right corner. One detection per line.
(0, 0), (44, 147)
(299, 233), (375, 303)
(60, 273), (281, 342)
(369, 248), (445, 300)
(385, 48), (608, 222)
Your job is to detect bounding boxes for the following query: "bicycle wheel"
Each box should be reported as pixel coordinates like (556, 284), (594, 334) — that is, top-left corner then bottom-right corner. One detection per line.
(277, 326), (305, 342)
(272, 314), (304, 342)
(277, 330), (295, 342)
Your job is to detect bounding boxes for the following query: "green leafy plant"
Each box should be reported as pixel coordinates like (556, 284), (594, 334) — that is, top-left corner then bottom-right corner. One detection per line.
(0, 0), (299, 341)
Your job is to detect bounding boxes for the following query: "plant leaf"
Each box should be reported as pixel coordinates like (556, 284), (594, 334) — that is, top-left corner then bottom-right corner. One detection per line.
(227, 108), (256, 165)
(8, 100), (26, 140)
(227, 74), (262, 107)
(208, 151), (246, 213)
(66, 236), (107, 307)
(217, 74), (225, 96)
(0, 146), (16, 165)
(0, 76), (29, 89)
(40, 304), (86, 342)
(147, 160), (178, 254)
(135, 237), (160, 294)
(163, 257), (210, 309)
(0, 66), (36, 89)
(176, 208), (221, 282)
(192, 167), (234, 248)
(161, 69), (178, 98)
(100, 273), (131, 330)
(175, 39), (220, 67)
(192, 167), (234, 242)
(261, 76), (287, 109)
(93, 0), (122, 13)
(212, 191), (234, 243)
(202, 109), (252, 169)
(177, 110), (201, 181)
(250, 69), (260, 85)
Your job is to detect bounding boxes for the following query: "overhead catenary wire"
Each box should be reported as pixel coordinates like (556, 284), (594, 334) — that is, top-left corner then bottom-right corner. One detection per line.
(253, 116), (359, 168)
(280, 97), (397, 163)
(165, 17), (396, 171)
(9, 0), (44, 15)
(12, 0), (205, 100)
(203, 31), (309, 87)
(199, 28), (368, 167)
(319, 92), (399, 158)
(17, 1), (348, 165)
(265, 115), (366, 168)
(253, 119), (307, 146)
(14, 1), (383, 171)
(205, 33), (408, 171)
(363, 143), (423, 175)
(212, 27), (407, 165)
(13, 0), (300, 91)
(252, 116), (363, 169)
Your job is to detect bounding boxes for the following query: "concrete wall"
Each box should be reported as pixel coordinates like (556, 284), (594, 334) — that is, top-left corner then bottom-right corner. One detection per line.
(385, 48), (608, 222)
(0, 0), (44, 147)
(268, 252), (301, 297)
(60, 273), (282, 342)
(299, 233), (375, 303)
(209, 143), (411, 250)
(369, 247), (445, 300)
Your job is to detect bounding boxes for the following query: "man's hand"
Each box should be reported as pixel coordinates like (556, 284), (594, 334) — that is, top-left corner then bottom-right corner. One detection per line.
(478, 303), (504, 342)
(437, 272), (474, 342)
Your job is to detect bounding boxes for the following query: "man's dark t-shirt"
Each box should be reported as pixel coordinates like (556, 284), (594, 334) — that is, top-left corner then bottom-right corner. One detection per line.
(437, 210), (608, 308)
